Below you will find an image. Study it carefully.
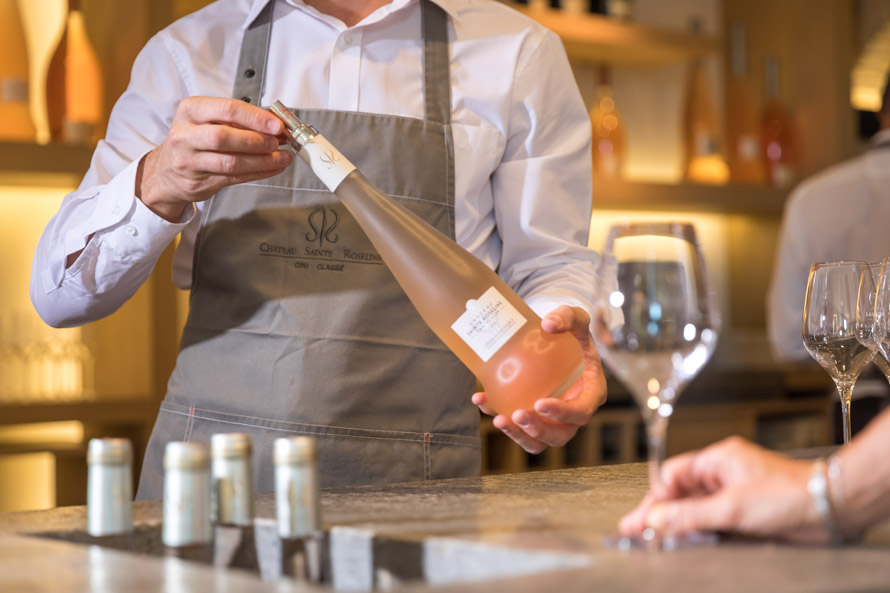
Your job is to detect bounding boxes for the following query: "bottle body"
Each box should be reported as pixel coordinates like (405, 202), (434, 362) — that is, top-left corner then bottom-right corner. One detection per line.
(335, 173), (585, 415)
(210, 433), (257, 570)
(725, 23), (766, 185)
(761, 56), (797, 189)
(683, 57), (729, 185)
(274, 437), (324, 583)
(0, 0), (37, 141)
(163, 441), (213, 562)
(46, 0), (103, 144)
(270, 102), (585, 417)
(210, 432), (254, 527)
(86, 438), (133, 537)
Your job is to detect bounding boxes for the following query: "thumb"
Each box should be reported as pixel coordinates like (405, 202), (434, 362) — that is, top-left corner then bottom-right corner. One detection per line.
(645, 494), (735, 535)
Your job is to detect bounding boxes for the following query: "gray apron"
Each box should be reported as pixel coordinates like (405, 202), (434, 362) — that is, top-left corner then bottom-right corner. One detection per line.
(136, 0), (479, 500)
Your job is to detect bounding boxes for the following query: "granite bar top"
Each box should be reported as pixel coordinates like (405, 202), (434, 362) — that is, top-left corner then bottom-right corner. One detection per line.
(3, 462), (890, 593)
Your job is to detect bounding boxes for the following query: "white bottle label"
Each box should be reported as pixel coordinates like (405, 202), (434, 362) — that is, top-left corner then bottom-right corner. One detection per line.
(296, 134), (357, 191)
(451, 286), (527, 362)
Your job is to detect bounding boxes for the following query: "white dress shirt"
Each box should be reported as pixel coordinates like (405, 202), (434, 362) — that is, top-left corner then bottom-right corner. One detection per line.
(31, 0), (597, 328)
(767, 129), (890, 361)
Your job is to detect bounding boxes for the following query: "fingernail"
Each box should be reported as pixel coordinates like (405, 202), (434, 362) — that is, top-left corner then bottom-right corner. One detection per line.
(267, 119), (282, 133)
(278, 152), (292, 165)
(514, 414), (530, 428)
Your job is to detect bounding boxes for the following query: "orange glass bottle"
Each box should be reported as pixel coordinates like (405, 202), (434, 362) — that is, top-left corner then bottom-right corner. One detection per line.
(682, 19), (729, 185)
(761, 56), (797, 189)
(590, 65), (625, 179)
(46, 0), (103, 144)
(0, 0), (37, 142)
(271, 102), (586, 417)
(726, 22), (766, 185)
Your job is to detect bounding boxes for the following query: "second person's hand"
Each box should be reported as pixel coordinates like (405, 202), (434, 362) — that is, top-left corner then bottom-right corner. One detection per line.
(137, 96), (293, 221)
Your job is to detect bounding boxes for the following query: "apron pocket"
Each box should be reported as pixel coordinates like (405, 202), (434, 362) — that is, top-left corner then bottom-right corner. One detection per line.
(142, 402), (480, 494)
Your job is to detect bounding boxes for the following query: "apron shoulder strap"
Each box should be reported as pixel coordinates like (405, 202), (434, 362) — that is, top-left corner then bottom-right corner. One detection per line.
(233, 0), (275, 105)
(421, 0), (451, 125)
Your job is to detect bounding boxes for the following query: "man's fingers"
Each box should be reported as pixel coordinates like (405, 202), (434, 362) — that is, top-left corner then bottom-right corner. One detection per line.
(472, 392), (496, 417)
(191, 123), (282, 154)
(493, 414), (546, 454)
(645, 494), (736, 536)
(187, 150), (292, 177)
(511, 409), (577, 448)
(177, 96), (284, 135)
(618, 492), (657, 535)
(532, 393), (592, 427)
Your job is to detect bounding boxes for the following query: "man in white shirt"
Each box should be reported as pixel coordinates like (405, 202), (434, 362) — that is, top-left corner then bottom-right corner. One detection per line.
(767, 77), (890, 435)
(31, 0), (606, 497)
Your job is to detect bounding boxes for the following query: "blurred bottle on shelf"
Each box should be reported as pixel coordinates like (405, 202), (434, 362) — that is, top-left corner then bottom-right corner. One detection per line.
(726, 22), (766, 185)
(46, 0), (103, 145)
(682, 19), (729, 185)
(603, 0), (633, 20)
(590, 65), (625, 179)
(0, 0), (38, 142)
(17, 0), (69, 145)
(761, 55), (797, 189)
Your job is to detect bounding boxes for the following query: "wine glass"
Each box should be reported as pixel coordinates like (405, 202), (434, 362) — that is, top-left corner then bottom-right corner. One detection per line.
(595, 221), (720, 548)
(868, 258), (890, 381)
(803, 261), (876, 444)
(855, 262), (890, 381)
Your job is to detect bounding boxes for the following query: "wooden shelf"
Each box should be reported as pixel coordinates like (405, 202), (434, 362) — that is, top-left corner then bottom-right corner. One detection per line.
(0, 141), (93, 176)
(505, 3), (719, 65)
(592, 177), (790, 216)
(0, 399), (155, 427)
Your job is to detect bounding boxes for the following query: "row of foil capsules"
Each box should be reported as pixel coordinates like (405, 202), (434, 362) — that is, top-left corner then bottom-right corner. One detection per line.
(86, 434), (324, 582)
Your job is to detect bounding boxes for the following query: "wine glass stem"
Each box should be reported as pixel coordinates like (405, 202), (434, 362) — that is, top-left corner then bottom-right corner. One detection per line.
(836, 381), (854, 444)
(646, 414), (669, 496)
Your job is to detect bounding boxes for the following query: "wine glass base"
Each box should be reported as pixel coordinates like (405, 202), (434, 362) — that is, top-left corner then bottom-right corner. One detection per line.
(603, 528), (719, 551)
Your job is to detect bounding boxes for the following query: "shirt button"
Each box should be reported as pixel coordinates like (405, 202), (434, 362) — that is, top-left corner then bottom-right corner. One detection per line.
(125, 224), (137, 237)
(342, 33), (352, 45)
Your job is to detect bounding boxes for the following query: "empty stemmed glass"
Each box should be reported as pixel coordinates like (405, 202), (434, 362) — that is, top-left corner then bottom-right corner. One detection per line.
(803, 261), (876, 444)
(595, 221), (720, 548)
(867, 258), (890, 381)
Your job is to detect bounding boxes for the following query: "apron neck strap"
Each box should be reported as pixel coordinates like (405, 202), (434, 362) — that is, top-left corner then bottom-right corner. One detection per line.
(233, 0), (275, 106)
(421, 0), (451, 124)
(232, 0), (451, 124)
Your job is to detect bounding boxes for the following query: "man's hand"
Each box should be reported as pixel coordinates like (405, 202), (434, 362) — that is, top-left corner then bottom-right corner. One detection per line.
(136, 96), (293, 221)
(472, 305), (607, 453)
(618, 436), (827, 543)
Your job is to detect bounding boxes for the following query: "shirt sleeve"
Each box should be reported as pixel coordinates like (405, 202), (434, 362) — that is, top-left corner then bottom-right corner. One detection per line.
(30, 32), (196, 328)
(766, 186), (811, 362)
(489, 27), (599, 326)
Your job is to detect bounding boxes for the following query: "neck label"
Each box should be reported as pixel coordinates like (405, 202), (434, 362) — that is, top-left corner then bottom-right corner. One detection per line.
(297, 134), (357, 191)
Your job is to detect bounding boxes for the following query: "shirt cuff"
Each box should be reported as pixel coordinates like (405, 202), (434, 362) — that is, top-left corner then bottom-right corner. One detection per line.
(75, 155), (195, 266)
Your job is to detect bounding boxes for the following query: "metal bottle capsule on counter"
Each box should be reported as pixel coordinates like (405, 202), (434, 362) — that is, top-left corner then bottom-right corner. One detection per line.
(274, 436), (321, 538)
(163, 441), (212, 548)
(211, 433), (254, 526)
(87, 438), (133, 537)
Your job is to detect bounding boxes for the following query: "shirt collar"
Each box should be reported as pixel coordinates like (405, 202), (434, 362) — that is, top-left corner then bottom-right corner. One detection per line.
(243, 0), (461, 29)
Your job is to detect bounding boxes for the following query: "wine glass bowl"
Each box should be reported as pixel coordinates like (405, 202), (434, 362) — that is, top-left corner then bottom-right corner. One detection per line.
(803, 261), (876, 444)
(866, 258), (890, 380)
(596, 221), (720, 548)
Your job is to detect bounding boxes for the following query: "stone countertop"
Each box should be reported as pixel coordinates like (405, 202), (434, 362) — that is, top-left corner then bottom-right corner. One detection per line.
(3, 462), (890, 593)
